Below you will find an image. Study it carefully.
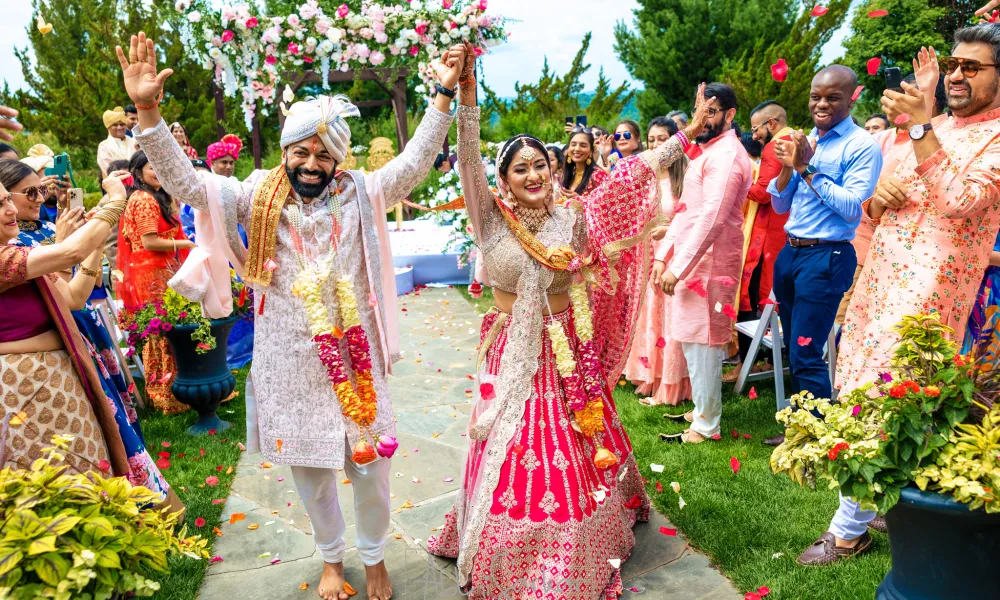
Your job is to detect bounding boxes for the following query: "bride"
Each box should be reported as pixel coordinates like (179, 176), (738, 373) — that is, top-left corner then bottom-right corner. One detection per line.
(428, 45), (713, 598)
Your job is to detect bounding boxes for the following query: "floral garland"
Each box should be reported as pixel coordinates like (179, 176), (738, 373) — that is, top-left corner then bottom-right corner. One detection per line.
(173, 0), (508, 129)
(288, 193), (395, 465)
(547, 282), (618, 470)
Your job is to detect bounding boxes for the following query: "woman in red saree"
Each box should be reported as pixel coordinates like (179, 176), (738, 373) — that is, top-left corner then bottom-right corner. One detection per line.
(427, 47), (712, 599)
(118, 151), (194, 414)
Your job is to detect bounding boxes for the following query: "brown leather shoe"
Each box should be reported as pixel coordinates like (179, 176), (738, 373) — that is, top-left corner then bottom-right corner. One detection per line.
(722, 365), (742, 383)
(797, 531), (873, 566)
(763, 434), (785, 447)
(869, 516), (887, 533)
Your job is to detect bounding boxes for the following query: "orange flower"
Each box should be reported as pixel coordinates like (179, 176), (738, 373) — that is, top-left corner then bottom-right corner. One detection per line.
(923, 385), (941, 397)
(352, 441), (377, 465)
(594, 447), (618, 469)
(575, 399), (606, 437)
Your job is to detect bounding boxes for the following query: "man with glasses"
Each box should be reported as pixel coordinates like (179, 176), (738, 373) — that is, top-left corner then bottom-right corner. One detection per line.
(96, 106), (136, 178)
(806, 26), (1000, 567)
(765, 65), (883, 444)
(725, 101), (793, 382)
(653, 83), (753, 444)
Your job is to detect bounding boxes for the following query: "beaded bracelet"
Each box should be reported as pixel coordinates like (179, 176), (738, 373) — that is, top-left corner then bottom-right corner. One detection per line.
(674, 131), (691, 151)
(136, 90), (164, 111)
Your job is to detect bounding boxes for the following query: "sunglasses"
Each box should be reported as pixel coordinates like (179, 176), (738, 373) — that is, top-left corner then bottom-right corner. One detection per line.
(10, 186), (45, 202)
(613, 131), (633, 141)
(940, 57), (998, 78)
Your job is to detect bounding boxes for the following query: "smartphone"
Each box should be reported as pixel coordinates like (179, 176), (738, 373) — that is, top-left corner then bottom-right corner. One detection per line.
(565, 116), (573, 125)
(45, 153), (68, 178)
(884, 67), (903, 91)
(68, 188), (84, 211)
(576, 115), (588, 127)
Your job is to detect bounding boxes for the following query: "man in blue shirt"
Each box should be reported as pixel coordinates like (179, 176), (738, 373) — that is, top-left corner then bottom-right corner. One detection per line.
(764, 65), (882, 444)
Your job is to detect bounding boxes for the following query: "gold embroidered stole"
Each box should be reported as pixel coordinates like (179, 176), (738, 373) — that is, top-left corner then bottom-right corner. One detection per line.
(245, 166), (292, 287)
(495, 198), (579, 271)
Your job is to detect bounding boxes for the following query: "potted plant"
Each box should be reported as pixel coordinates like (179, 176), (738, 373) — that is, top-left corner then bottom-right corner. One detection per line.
(770, 313), (1000, 600)
(0, 436), (209, 599)
(125, 274), (252, 435)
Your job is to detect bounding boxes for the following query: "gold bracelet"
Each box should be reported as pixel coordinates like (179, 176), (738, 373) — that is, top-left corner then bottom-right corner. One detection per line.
(79, 265), (100, 278)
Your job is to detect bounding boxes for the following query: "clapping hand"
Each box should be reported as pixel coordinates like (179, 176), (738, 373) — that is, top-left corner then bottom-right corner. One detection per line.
(912, 46), (940, 117)
(882, 81), (932, 129)
(116, 32), (173, 109)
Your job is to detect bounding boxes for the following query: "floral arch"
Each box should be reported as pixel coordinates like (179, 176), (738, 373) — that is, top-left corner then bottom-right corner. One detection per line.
(173, 0), (507, 166)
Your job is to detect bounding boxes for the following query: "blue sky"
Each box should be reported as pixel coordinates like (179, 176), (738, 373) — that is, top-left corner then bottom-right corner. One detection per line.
(0, 0), (858, 99)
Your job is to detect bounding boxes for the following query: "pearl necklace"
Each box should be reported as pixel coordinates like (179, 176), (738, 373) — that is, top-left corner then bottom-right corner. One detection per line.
(514, 205), (550, 234)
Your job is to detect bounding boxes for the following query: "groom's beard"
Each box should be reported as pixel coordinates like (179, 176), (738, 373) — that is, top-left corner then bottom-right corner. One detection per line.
(285, 163), (336, 199)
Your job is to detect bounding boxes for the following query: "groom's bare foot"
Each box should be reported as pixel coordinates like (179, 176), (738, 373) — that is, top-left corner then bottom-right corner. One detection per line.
(318, 562), (350, 600)
(365, 561), (393, 600)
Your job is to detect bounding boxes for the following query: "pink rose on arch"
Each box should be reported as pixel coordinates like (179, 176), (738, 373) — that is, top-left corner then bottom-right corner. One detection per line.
(415, 21), (429, 35)
(299, 4), (318, 19)
(375, 31), (388, 44)
(303, 56), (314, 63)
(409, 45), (420, 57)
(370, 51), (386, 66)
(473, 46), (484, 57)
(245, 17), (258, 28)
(288, 42), (300, 54)
(211, 36), (222, 47)
(478, 0), (488, 10)
(315, 19), (330, 34)
(443, 0), (453, 7)
(286, 14), (300, 27)
(221, 29), (235, 43)
(449, 21), (458, 29)
(265, 55), (277, 65)
(337, 4), (349, 18)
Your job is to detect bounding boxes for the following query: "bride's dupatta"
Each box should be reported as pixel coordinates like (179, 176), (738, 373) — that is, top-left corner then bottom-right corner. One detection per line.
(449, 105), (684, 586)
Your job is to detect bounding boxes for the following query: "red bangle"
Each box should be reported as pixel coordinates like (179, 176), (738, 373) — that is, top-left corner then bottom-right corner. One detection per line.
(136, 90), (163, 111)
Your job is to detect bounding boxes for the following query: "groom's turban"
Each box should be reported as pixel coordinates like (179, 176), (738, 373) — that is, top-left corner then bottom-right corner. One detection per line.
(279, 94), (360, 164)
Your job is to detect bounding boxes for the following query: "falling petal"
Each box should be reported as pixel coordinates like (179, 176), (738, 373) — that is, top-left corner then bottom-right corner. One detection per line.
(868, 9), (888, 17)
(796, 336), (812, 346)
(730, 457), (741, 474)
(300, 583), (309, 590)
(161, 441), (172, 448)
(156, 457), (170, 470)
(867, 57), (882, 76)
(247, 523), (259, 531)
(276, 439), (283, 453)
(655, 481), (663, 493)
(659, 526), (678, 536)
(715, 302), (723, 313)
(210, 555), (224, 564)
(673, 202), (687, 213)
(771, 58), (788, 82)
(712, 275), (736, 286)
(749, 386), (758, 399)
(656, 337), (666, 348)
(443, 477), (454, 482)
(809, 5), (828, 17)
(894, 113), (911, 125)
(8, 411), (27, 426)
(685, 278), (708, 298)
(723, 304), (738, 320)
(639, 356), (650, 369)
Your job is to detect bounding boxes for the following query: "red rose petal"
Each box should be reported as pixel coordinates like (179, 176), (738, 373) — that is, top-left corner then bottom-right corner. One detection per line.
(158, 451), (171, 458)
(730, 457), (741, 474)
(711, 434), (723, 440)
(809, 5), (828, 17)
(758, 586), (772, 597)
(868, 9), (888, 17)
(98, 459), (111, 472)
(216, 465), (224, 472)
(195, 517), (206, 527)
(479, 382), (496, 400)
(759, 298), (778, 306)
(894, 113), (911, 125)
(685, 278), (708, 299)
(655, 481), (663, 493)
(161, 441), (171, 448)
(212, 499), (226, 505)
(866, 57), (882, 76)
(206, 476), (220, 486)
(659, 526), (677, 536)
(156, 457), (170, 469)
(639, 356), (651, 369)
(732, 430), (739, 439)
(722, 304), (738, 321)
(209, 428), (217, 435)
(770, 58), (788, 82)
(673, 202), (687, 213)
(745, 594), (762, 600)
(200, 448), (206, 456)
(656, 337), (666, 348)
(742, 433), (753, 439)
(797, 336), (812, 346)
(852, 85), (865, 102)
(748, 386), (758, 400)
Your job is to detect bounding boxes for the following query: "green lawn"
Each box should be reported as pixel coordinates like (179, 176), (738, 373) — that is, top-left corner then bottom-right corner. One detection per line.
(137, 365), (250, 600)
(453, 284), (890, 600)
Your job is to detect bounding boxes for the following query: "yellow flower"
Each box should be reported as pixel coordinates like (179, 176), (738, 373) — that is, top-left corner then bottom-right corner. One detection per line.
(547, 321), (576, 377)
(569, 283), (594, 342)
(336, 277), (361, 328)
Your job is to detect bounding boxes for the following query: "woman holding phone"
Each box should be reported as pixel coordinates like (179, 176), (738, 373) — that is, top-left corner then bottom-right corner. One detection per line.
(118, 151), (195, 414)
(0, 169), (175, 508)
(561, 127), (608, 197)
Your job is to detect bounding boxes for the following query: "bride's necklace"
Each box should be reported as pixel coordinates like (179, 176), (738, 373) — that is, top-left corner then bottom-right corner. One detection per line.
(514, 205), (550, 235)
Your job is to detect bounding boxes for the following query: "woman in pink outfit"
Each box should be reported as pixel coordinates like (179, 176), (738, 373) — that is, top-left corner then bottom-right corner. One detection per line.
(427, 47), (711, 599)
(624, 116), (692, 405)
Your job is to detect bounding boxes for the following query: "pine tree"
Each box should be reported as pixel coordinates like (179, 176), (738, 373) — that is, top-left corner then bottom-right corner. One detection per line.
(584, 68), (636, 131)
(718, 0), (852, 128)
(613, 0), (798, 122)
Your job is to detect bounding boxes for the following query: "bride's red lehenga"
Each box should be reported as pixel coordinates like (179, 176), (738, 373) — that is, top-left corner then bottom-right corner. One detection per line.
(427, 104), (688, 599)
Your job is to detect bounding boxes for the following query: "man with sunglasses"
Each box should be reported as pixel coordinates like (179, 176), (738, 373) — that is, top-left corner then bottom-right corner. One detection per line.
(808, 28), (1000, 567)
(765, 65), (883, 442)
(725, 101), (793, 382)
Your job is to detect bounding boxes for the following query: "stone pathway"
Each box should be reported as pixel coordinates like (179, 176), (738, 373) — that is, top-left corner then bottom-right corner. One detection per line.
(198, 287), (741, 600)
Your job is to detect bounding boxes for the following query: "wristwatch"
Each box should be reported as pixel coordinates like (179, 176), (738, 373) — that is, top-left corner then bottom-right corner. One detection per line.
(800, 164), (818, 178)
(908, 123), (933, 140)
(435, 83), (456, 99)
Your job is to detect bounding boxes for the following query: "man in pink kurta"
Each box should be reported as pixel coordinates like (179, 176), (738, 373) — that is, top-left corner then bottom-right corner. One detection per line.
(655, 83), (753, 443)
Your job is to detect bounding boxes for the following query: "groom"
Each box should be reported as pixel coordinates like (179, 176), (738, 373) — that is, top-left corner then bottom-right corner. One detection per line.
(117, 31), (464, 600)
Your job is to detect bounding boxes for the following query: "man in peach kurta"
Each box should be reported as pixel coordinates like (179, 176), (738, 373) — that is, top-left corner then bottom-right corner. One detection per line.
(801, 31), (1000, 568)
(655, 83), (753, 443)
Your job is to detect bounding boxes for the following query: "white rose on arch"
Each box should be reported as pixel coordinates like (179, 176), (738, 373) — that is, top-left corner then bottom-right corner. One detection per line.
(326, 28), (343, 43)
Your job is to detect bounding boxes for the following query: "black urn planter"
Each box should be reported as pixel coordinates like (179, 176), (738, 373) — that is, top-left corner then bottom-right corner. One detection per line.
(162, 314), (240, 436)
(876, 487), (1000, 600)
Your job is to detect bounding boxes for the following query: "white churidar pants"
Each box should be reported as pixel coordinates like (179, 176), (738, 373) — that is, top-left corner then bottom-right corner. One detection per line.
(681, 342), (723, 438)
(829, 494), (876, 541)
(290, 443), (392, 566)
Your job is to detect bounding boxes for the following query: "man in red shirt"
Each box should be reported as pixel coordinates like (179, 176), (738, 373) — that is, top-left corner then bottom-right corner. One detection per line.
(726, 100), (792, 382)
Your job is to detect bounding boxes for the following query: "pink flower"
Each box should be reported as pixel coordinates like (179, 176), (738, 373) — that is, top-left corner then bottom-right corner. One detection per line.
(245, 17), (258, 28)
(221, 29), (235, 43)
(443, 0), (453, 7)
(409, 45), (420, 57)
(337, 3), (349, 18)
(211, 36), (222, 47)
(415, 22), (429, 35)
(449, 21), (458, 29)
(370, 51), (386, 66)
(287, 42), (300, 54)
(473, 46), (484, 57)
(478, 0), (488, 9)
(265, 55), (277, 65)
(286, 14), (300, 27)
